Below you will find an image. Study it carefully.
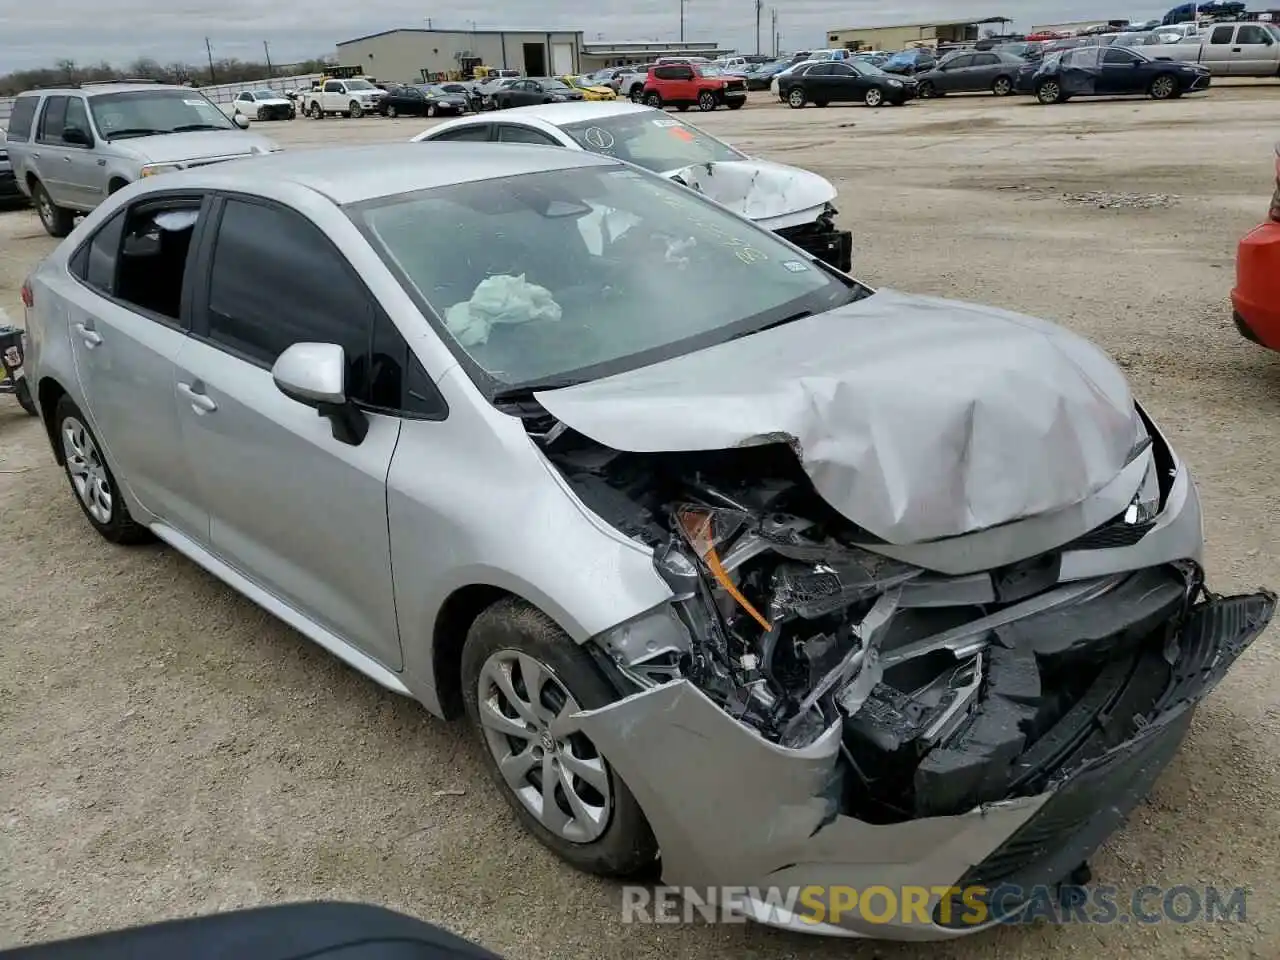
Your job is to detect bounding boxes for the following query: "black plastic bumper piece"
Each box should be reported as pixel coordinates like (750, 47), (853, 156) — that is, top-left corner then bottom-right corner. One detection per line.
(933, 590), (1275, 929)
(775, 223), (853, 273)
(0, 902), (504, 960)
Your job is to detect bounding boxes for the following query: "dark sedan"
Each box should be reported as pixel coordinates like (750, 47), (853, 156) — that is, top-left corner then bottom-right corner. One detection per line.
(379, 84), (472, 118)
(745, 60), (789, 90)
(1020, 45), (1211, 103)
(916, 50), (1028, 98)
(495, 77), (586, 109)
(780, 60), (916, 108)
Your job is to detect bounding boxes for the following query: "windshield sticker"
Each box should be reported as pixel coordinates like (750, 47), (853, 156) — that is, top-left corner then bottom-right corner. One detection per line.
(651, 116), (678, 127)
(668, 127), (695, 142)
(581, 126), (615, 149)
(782, 260), (810, 273)
(183, 99), (207, 106)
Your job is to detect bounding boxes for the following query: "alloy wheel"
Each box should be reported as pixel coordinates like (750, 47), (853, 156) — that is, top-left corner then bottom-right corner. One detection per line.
(475, 649), (612, 843)
(36, 189), (54, 231)
(993, 77), (1012, 96)
(788, 89), (805, 108)
(1151, 76), (1175, 99)
(1038, 81), (1060, 104)
(61, 416), (113, 525)
(865, 88), (883, 107)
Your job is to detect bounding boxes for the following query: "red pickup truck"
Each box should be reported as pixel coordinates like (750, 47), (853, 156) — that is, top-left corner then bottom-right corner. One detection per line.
(642, 63), (748, 112)
(1232, 143), (1280, 351)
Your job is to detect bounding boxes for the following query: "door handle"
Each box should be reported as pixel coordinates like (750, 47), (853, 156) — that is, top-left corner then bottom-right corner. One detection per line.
(177, 382), (218, 413)
(73, 322), (102, 348)
(1232, 47), (1242, 52)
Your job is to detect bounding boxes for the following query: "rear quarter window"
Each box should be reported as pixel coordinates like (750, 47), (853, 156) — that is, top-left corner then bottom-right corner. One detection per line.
(7, 95), (39, 140)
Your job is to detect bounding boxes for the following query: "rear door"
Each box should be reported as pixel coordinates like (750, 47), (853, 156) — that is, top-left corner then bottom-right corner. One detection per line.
(495, 123), (560, 145)
(967, 53), (1003, 90)
(1231, 23), (1276, 75)
(61, 193), (211, 539)
(176, 193), (403, 670)
(1058, 46), (1103, 95)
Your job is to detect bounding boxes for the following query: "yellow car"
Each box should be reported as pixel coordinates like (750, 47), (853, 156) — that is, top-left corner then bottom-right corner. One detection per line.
(560, 76), (617, 100)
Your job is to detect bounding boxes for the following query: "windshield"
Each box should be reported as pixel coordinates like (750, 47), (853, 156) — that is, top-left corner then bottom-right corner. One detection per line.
(353, 165), (857, 391)
(541, 79), (571, 90)
(252, 89), (276, 99)
(88, 90), (234, 139)
(345, 79), (376, 90)
(886, 52), (915, 65)
(559, 110), (744, 173)
(851, 61), (889, 77)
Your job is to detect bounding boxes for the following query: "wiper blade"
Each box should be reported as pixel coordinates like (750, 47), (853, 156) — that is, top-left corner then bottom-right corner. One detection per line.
(730, 310), (812, 341)
(105, 128), (165, 139)
(171, 123), (229, 132)
(492, 377), (583, 403)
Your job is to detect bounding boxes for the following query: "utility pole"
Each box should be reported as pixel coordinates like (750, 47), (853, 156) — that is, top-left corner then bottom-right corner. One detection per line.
(755, 0), (763, 55)
(771, 8), (778, 56)
(263, 40), (274, 77)
(205, 37), (216, 85)
(680, 0), (685, 42)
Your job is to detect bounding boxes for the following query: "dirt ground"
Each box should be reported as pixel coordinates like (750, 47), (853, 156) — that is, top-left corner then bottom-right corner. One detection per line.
(1, 82), (1278, 958)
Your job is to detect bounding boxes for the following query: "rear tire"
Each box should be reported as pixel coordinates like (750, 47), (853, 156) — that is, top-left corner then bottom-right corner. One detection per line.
(308, 102), (322, 119)
(33, 182), (74, 238)
(54, 396), (152, 545)
(461, 598), (658, 879)
(644, 92), (662, 108)
(387, 104), (398, 118)
(787, 88), (805, 109)
(992, 76), (1013, 96)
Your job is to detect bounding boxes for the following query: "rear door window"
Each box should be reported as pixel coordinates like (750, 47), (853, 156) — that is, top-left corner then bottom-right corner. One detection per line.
(430, 124), (492, 142)
(7, 96), (39, 140)
(1209, 26), (1234, 44)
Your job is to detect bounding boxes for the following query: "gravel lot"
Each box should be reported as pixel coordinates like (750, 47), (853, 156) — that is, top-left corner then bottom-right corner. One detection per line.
(1, 83), (1278, 958)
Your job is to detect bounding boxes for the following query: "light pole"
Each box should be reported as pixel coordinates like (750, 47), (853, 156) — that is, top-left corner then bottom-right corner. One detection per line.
(680, 0), (685, 42)
(755, 0), (762, 55)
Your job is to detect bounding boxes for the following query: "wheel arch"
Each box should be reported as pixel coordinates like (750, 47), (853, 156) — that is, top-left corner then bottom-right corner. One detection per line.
(37, 376), (70, 463)
(431, 583), (522, 719)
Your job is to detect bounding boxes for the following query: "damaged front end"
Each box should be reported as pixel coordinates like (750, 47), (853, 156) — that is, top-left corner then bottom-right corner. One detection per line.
(538, 431), (1274, 938)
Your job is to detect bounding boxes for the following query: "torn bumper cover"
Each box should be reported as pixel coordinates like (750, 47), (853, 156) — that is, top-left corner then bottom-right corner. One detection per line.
(575, 590), (1274, 940)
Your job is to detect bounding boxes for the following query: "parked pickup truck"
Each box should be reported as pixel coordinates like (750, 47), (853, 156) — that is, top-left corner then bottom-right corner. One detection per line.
(302, 77), (385, 118)
(1144, 21), (1280, 76)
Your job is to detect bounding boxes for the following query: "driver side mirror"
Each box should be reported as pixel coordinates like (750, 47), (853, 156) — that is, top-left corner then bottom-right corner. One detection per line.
(63, 126), (91, 146)
(272, 342), (368, 445)
(233, 113), (250, 129)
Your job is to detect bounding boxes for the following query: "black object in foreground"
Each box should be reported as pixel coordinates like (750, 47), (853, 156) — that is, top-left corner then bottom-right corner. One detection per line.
(0, 902), (505, 960)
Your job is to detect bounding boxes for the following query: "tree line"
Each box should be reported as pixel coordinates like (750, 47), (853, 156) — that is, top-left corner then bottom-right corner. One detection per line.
(0, 56), (337, 97)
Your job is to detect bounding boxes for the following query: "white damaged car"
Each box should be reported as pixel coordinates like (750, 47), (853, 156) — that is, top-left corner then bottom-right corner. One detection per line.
(412, 102), (853, 272)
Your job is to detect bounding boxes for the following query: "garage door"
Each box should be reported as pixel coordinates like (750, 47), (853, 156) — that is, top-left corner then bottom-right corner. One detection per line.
(552, 42), (574, 76)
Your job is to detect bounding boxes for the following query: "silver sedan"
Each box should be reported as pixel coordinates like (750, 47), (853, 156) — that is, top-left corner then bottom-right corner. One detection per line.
(20, 142), (1274, 939)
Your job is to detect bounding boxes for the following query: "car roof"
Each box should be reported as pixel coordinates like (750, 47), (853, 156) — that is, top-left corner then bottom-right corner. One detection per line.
(457, 100), (654, 126)
(19, 83), (192, 98)
(147, 142), (617, 205)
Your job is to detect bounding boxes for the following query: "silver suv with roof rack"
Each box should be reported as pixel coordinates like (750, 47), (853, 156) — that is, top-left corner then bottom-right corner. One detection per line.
(5, 79), (281, 237)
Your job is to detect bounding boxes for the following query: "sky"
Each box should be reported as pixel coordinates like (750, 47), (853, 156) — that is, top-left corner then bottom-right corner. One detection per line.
(1, 2), (1172, 73)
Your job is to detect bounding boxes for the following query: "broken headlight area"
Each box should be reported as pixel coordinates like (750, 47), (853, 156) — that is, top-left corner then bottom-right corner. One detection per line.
(551, 434), (1273, 829)
(774, 204), (853, 273)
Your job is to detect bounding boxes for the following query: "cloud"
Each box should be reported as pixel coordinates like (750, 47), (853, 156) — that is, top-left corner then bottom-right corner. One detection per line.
(1, 2), (1165, 73)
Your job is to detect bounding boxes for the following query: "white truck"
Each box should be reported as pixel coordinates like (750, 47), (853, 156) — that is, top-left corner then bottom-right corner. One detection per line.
(1144, 21), (1280, 76)
(302, 77), (385, 119)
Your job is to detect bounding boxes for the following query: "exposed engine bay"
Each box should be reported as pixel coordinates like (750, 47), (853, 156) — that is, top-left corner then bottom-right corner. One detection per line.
(536, 425), (1221, 826)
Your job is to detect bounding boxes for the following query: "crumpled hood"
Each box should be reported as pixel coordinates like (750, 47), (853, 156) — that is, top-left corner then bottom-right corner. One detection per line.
(535, 289), (1147, 545)
(665, 158), (836, 229)
(118, 130), (279, 164)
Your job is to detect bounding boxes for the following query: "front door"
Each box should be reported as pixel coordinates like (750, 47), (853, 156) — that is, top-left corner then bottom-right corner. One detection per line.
(176, 194), (403, 670)
(1231, 24), (1277, 76)
(1098, 47), (1148, 94)
(936, 54), (974, 91)
(63, 194), (210, 539)
(1058, 46), (1102, 95)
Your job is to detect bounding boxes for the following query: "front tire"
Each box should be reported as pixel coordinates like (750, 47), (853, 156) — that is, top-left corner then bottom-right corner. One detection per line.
(917, 80), (936, 98)
(864, 87), (884, 107)
(697, 91), (717, 111)
(54, 396), (151, 544)
(461, 598), (657, 878)
(33, 182), (74, 238)
(644, 91), (662, 108)
(349, 101), (363, 118)
(1149, 74), (1177, 100)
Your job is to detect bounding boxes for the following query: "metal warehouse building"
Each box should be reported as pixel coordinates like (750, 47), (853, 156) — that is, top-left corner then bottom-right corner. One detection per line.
(336, 28), (587, 83)
(826, 16), (1011, 51)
